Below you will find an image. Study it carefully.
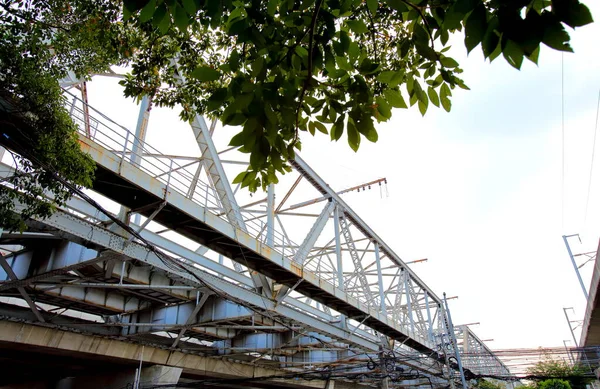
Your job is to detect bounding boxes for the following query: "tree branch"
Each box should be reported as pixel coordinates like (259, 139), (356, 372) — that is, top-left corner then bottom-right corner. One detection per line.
(365, 5), (378, 58)
(400, 0), (435, 49)
(0, 3), (71, 33)
(294, 0), (324, 140)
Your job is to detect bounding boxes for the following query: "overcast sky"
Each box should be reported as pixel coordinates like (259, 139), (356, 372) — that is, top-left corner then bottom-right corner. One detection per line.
(83, 2), (600, 356)
(298, 3), (600, 350)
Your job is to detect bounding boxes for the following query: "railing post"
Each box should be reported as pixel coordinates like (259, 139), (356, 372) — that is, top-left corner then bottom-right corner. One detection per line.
(333, 203), (344, 291)
(130, 95), (152, 167)
(267, 184), (275, 247)
(374, 242), (386, 315)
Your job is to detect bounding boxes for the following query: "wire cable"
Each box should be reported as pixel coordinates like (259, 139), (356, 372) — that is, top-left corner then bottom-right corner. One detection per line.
(583, 88), (600, 229)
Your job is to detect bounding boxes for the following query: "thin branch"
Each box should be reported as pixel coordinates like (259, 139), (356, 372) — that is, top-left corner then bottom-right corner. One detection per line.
(294, 0), (324, 140)
(400, 0), (435, 49)
(0, 3), (71, 33)
(365, 5), (378, 58)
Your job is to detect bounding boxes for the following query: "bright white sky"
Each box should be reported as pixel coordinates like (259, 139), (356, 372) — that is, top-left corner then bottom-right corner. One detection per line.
(84, 2), (600, 356)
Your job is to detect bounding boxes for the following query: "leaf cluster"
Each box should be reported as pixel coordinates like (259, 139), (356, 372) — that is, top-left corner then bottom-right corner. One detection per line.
(526, 357), (594, 389)
(0, 0), (133, 230)
(120, 0), (593, 191)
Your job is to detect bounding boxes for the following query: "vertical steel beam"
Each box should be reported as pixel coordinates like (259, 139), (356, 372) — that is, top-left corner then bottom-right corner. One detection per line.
(130, 95), (152, 166)
(443, 293), (468, 389)
(80, 82), (92, 138)
(275, 201), (335, 301)
(425, 291), (433, 342)
(404, 271), (415, 335)
(113, 95), (152, 229)
(563, 235), (589, 300)
(374, 242), (385, 314)
(190, 115), (270, 295)
(563, 307), (579, 347)
(267, 184), (275, 247)
(333, 204), (344, 291)
(0, 242), (45, 323)
(171, 293), (210, 348)
(190, 115), (246, 232)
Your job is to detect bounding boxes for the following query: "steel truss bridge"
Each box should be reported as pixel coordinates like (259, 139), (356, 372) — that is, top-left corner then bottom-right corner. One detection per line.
(0, 78), (513, 389)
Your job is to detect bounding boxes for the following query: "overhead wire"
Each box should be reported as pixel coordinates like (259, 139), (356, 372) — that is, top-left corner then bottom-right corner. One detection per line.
(561, 53), (566, 232)
(583, 88), (600, 230)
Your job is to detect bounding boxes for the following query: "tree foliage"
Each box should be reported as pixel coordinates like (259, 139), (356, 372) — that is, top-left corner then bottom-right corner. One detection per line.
(526, 356), (593, 389)
(473, 379), (505, 389)
(0, 1), (135, 230)
(0, 0), (594, 229)
(538, 379), (573, 389)
(120, 0), (593, 191)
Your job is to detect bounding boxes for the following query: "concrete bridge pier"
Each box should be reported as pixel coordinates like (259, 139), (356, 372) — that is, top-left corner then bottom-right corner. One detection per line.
(55, 365), (182, 389)
(1, 365), (182, 389)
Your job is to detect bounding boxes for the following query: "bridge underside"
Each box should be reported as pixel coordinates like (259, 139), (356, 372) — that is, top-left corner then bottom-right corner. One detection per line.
(581, 240), (600, 348)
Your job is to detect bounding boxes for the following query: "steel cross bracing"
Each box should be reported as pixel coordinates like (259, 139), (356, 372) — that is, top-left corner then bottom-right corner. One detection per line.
(0, 81), (512, 387)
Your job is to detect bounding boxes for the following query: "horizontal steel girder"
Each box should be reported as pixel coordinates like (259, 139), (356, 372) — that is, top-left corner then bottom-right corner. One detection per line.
(18, 205), (381, 352)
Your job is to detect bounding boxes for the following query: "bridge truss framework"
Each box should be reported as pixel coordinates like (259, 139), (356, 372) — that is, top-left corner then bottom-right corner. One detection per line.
(0, 77), (513, 388)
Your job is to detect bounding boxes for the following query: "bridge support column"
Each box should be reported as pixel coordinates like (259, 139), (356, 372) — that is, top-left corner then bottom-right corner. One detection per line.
(54, 365), (182, 389)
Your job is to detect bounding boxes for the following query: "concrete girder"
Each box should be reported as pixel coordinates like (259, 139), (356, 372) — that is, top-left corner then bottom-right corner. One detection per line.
(0, 320), (329, 389)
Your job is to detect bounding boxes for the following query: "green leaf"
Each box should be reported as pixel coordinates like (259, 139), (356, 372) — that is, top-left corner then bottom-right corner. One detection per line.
(427, 86), (440, 107)
(123, 0), (148, 16)
(267, 0), (278, 16)
(233, 171), (248, 184)
(542, 15), (574, 52)
(151, 4), (168, 29)
(229, 131), (247, 147)
(502, 39), (524, 70)
(383, 89), (407, 108)
(375, 96), (392, 121)
(229, 50), (240, 72)
(526, 46), (540, 64)
(158, 8), (171, 33)
(347, 20), (369, 35)
(347, 121), (360, 152)
(443, 10), (463, 30)
(182, 0), (198, 15)
(207, 88), (228, 112)
(418, 98), (428, 116)
(453, 0), (479, 14)
(482, 17), (500, 58)
(173, 3), (190, 31)
(385, 0), (408, 12)
(561, 2), (594, 28)
(139, 0), (157, 23)
(190, 66), (221, 81)
(313, 121), (328, 134)
(440, 57), (459, 68)
(223, 113), (246, 126)
(367, 0), (378, 14)
(464, 3), (487, 54)
(440, 83), (452, 112)
(331, 116), (345, 141)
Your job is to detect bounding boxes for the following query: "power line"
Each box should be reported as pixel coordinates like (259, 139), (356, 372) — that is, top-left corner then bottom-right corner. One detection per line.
(583, 88), (600, 229)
